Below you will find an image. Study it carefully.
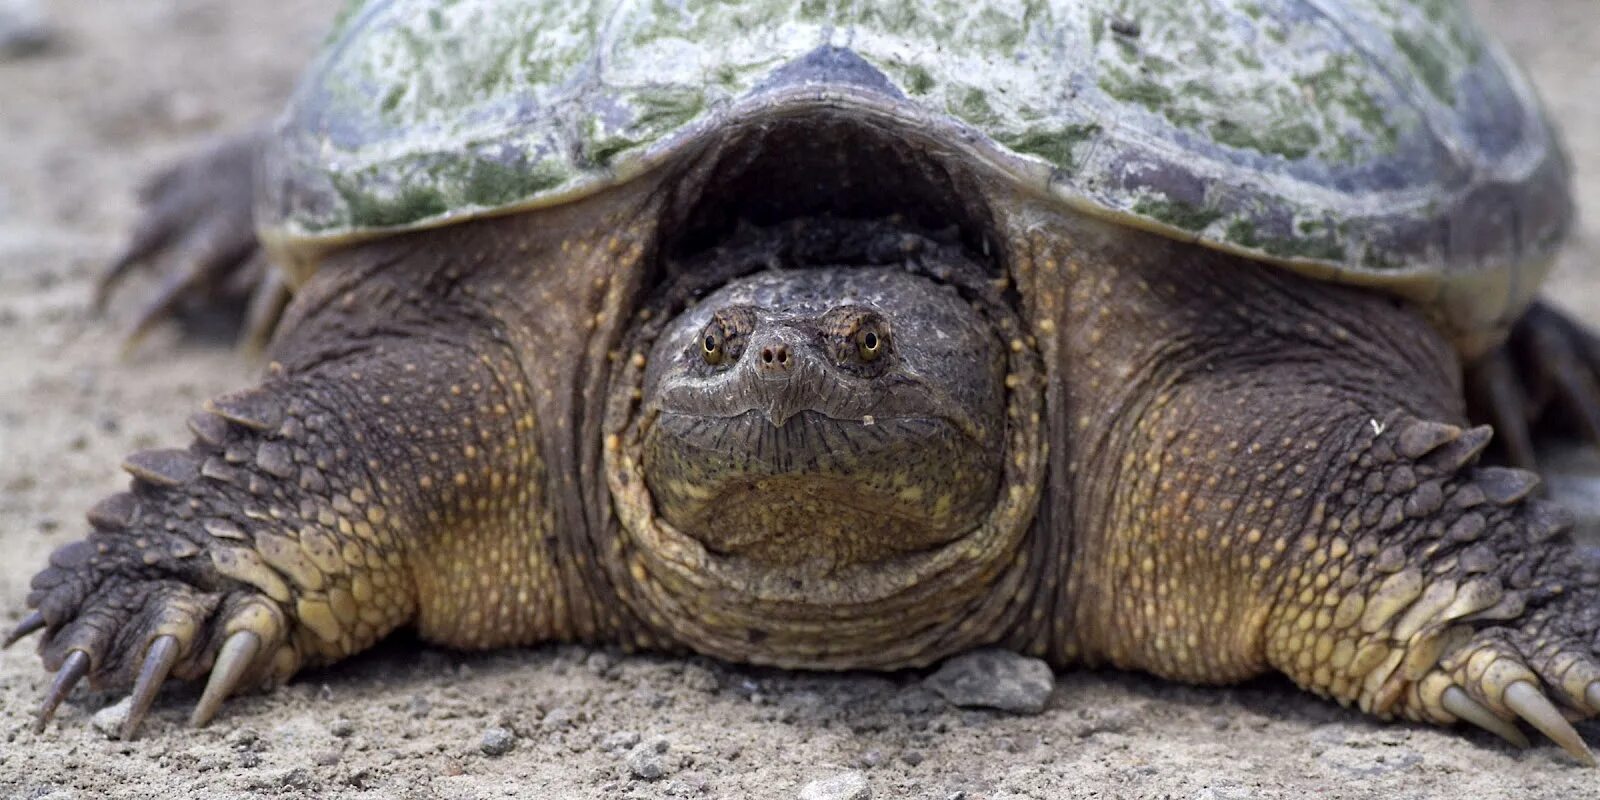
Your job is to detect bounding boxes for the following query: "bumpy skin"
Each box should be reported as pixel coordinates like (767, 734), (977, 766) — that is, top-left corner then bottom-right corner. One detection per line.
(18, 138), (1600, 762)
(19, 180), (668, 730)
(1020, 214), (1600, 738)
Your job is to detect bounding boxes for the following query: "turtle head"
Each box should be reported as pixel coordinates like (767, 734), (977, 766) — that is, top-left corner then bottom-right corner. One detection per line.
(639, 267), (1006, 566)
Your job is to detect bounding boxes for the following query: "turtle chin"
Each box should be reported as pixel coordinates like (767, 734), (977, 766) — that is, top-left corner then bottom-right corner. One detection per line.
(640, 407), (1002, 567)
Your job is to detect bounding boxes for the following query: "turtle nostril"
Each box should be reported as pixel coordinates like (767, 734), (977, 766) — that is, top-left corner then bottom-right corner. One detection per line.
(759, 344), (791, 371)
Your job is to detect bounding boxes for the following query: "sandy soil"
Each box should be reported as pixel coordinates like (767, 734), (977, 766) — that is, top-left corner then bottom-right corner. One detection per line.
(2, 2), (1600, 798)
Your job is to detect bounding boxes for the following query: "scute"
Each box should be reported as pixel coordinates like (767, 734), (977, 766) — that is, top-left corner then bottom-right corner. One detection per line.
(259, 0), (1569, 342)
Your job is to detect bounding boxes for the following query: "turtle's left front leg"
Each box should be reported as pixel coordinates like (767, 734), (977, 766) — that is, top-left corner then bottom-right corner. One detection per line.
(1055, 265), (1600, 763)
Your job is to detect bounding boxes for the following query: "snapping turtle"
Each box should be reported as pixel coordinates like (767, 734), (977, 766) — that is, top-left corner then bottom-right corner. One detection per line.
(13, 0), (1600, 764)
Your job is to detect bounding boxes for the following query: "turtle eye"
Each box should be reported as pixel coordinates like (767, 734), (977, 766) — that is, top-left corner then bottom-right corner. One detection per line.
(696, 308), (754, 367)
(820, 307), (891, 370)
(856, 324), (887, 362)
(700, 324), (726, 365)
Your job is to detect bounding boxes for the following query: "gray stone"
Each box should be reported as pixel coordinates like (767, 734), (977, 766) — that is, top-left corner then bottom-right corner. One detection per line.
(627, 736), (672, 780)
(924, 649), (1056, 714)
(479, 726), (516, 756)
(601, 730), (641, 753)
(90, 696), (132, 739)
(798, 770), (871, 800)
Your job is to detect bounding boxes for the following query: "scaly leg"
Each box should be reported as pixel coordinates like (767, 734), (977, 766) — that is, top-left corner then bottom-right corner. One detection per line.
(12, 246), (587, 738)
(1053, 247), (1600, 763)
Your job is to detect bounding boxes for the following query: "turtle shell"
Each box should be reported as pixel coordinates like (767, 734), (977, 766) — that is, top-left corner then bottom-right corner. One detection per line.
(258, 0), (1570, 347)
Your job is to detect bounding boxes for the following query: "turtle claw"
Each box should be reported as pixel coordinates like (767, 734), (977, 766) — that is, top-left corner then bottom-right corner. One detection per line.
(1503, 681), (1595, 766)
(34, 649), (90, 734)
(4, 610), (45, 648)
(1441, 685), (1530, 749)
(121, 635), (180, 740)
(191, 631), (260, 728)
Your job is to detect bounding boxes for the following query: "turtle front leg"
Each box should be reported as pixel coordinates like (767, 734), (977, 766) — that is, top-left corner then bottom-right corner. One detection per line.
(11, 249), (586, 738)
(1055, 257), (1600, 764)
(1249, 414), (1599, 760)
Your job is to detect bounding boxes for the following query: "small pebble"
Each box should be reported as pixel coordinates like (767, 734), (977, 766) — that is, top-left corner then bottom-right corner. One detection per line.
(280, 768), (315, 790)
(585, 650), (617, 677)
(406, 694), (432, 718)
(329, 718), (356, 738)
(924, 649), (1055, 714)
(681, 663), (720, 693)
(798, 770), (871, 800)
(627, 736), (672, 780)
(601, 730), (642, 753)
(480, 726), (516, 757)
(541, 705), (578, 730)
(90, 697), (132, 739)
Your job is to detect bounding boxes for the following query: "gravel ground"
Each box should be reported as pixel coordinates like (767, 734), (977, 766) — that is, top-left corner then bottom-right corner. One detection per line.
(2, 2), (1599, 798)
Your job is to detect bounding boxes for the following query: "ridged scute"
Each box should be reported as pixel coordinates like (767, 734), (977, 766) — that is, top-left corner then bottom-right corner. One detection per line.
(262, 0), (1568, 344)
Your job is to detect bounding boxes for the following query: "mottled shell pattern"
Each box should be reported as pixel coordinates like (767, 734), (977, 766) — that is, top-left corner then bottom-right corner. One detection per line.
(258, 0), (1570, 344)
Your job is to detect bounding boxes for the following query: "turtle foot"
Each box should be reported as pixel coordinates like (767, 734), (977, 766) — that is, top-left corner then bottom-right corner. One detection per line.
(97, 128), (287, 350)
(7, 409), (307, 739)
(8, 376), (396, 739)
(1251, 412), (1600, 764)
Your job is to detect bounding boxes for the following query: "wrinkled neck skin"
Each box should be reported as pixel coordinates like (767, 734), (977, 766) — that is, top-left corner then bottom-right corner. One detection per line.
(603, 222), (1048, 668)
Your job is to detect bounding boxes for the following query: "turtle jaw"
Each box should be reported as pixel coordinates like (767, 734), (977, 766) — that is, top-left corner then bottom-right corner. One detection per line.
(640, 408), (1001, 566)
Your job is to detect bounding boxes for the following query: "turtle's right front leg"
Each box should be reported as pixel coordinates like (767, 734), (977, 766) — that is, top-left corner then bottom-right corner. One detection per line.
(11, 260), (585, 738)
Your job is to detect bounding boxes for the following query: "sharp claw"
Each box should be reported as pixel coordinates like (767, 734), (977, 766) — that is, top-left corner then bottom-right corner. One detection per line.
(240, 267), (288, 353)
(33, 649), (91, 734)
(95, 253), (146, 313)
(1441, 685), (1531, 749)
(1588, 682), (1600, 716)
(190, 631), (259, 728)
(120, 635), (180, 741)
(120, 271), (200, 355)
(4, 610), (45, 648)
(1504, 681), (1596, 766)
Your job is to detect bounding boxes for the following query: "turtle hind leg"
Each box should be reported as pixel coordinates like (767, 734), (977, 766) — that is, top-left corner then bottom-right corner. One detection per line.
(1466, 301), (1600, 469)
(97, 128), (287, 349)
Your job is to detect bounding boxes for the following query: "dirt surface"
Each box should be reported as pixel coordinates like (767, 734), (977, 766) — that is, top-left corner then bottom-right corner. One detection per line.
(2, 2), (1600, 798)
